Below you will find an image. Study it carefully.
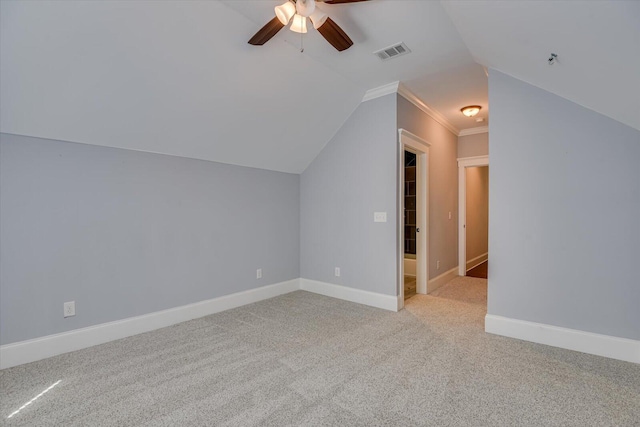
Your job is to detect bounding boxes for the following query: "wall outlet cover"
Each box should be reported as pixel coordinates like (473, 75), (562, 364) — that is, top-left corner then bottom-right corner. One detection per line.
(64, 301), (76, 318)
(256, 268), (262, 279)
(334, 267), (341, 277)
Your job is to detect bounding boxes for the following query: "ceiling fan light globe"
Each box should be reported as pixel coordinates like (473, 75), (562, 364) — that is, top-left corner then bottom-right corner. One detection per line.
(296, 0), (316, 17)
(290, 14), (308, 33)
(309, 10), (328, 30)
(275, 1), (296, 25)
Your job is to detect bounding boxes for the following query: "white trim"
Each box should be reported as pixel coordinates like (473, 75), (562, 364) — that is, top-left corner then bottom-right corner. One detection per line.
(0, 274), (424, 369)
(427, 266), (459, 294)
(457, 155), (489, 276)
(362, 83), (459, 135)
(299, 279), (399, 312)
(398, 129), (430, 306)
(362, 81), (400, 102)
(466, 252), (488, 271)
(397, 134), (405, 305)
(399, 129), (432, 150)
(0, 279), (299, 369)
(485, 315), (640, 364)
(459, 126), (489, 137)
(457, 155), (490, 165)
(397, 84), (459, 136)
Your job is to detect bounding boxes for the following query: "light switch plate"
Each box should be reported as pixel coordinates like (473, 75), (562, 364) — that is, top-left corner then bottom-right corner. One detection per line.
(374, 212), (387, 222)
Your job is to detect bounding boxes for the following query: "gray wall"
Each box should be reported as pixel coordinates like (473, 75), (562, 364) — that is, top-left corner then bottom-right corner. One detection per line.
(397, 95), (459, 279)
(488, 70), (640, 340)
(458, 132), (488, 158)
(465, 166), (489, 263)
(0, 133), (300, 345)
(300, 94), (398, 295)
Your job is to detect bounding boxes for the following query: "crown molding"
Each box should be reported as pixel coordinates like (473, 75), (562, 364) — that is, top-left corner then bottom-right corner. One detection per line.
(362, 81), (400, 102)
(458, 126), (489, 136)
(397, 84), (459, 136)
(362, 82), (460, 136)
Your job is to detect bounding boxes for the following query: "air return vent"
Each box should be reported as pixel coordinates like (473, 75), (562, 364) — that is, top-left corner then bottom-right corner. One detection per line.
(373, 42), (411, 61)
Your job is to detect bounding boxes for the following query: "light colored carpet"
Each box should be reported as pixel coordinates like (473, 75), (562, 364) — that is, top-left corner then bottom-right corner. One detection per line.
(1, 277), (639, 426)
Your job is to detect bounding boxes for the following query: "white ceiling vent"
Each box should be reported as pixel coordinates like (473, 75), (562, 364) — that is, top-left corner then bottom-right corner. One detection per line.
(374, 42), (411, 61)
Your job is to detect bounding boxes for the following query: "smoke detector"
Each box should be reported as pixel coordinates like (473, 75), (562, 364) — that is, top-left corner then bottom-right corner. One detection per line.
(373, 42), (411, 61)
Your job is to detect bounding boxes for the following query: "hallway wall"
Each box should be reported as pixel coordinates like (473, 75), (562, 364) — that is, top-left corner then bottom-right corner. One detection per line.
(397, 95), (459, 280)
(458, 132), (488, 158)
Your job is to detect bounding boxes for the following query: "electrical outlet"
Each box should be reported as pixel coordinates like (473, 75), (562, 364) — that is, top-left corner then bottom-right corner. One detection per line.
(334, 267), (341, 277)
(436, 260), (441, 270)
(448, 211), (452, 220)
(256, 268), (262, 279)
(64, 301), (75, 318)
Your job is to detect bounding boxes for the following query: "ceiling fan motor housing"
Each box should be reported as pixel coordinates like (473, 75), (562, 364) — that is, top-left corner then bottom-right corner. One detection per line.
(296, 0), (316, 17)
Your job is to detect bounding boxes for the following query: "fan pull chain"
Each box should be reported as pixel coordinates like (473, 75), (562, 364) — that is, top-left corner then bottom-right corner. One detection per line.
(300, 26), (304, 53)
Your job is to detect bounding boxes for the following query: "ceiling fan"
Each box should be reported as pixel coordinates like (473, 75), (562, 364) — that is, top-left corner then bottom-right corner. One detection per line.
(248, 0), (369, 52)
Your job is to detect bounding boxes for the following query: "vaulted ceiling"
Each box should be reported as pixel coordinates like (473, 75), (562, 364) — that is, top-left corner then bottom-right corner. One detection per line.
(1, 1), (637, 174)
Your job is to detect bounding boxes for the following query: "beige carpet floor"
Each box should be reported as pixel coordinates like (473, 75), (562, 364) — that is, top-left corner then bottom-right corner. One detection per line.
(1, 277), (639, 426)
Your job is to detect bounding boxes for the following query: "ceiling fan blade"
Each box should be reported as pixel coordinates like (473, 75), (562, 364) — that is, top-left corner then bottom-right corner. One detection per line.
(319, 0), (369, 4)
(317, 17), (353, 51)
(248, 17), (285, 46)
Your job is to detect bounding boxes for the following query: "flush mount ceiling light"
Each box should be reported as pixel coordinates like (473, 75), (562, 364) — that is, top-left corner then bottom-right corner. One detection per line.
(249, 0), (369, 52)
(461, 105), (482, 117)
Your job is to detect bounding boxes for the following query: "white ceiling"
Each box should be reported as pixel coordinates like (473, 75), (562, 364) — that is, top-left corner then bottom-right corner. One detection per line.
(1, 1), (636, 174)
(443, 0), (640, 131)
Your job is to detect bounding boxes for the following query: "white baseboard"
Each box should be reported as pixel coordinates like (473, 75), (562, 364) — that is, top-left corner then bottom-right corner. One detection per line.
(0, 279), (300, 370)
(427, 266), (459, 293)
(299, 278), (399, 312)
(485, 314), (640, 364)
(2, 277), (405, 369)
(466, 252), (488, 271)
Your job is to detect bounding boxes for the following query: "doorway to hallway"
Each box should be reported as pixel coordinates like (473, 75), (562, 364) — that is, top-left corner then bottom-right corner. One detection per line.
(457, 156), (489, 278)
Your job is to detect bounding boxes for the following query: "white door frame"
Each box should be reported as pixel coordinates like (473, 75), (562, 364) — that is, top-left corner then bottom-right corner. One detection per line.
(398, 129), (430, 308)
(457, 155), (489, 276)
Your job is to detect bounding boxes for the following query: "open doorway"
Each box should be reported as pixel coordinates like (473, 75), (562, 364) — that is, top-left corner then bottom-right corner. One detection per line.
(404, 151), (417, 298)
(464, 166), (489, 278)
(457, 156), (489, 277)
(398, 129), (430, 307)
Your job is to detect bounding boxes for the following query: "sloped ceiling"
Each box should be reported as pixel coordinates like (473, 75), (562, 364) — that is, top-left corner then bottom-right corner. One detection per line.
(0, 1), (361, 173)
(0, 0), (485, 173)
(2, 1), (635, 174)
(442, 0), (640, 131)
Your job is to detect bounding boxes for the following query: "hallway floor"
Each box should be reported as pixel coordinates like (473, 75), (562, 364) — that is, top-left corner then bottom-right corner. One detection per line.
(467, 260), (488, 279)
